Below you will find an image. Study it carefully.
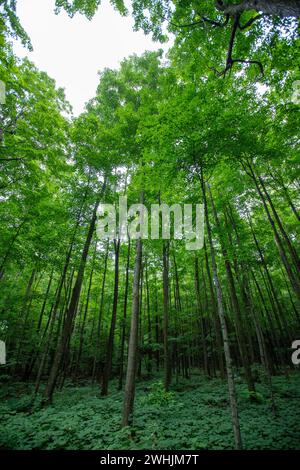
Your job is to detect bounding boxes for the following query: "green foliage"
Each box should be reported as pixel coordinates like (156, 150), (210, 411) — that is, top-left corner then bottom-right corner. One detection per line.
(240, 389), (265, 403)
(1, 373), (300, 450)
(141, 380), (175, 407)
(54, 0), (127, 20)
(0, 0), (299, 454)
(0, 0), (32, 49)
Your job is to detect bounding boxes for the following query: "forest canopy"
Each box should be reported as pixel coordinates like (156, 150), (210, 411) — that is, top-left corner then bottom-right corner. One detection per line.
(0, 0), (299, 453)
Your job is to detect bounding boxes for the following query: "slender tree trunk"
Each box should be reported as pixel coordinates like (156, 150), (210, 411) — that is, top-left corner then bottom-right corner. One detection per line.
(269, 171), (300, 222)
(122, 193), (144, 427)
(145, 256), (152, 375)
(118, 238), (131, 390)
(248, 215), (292, 340)
(0, 221), (25, 282)
(101, 238), (120, 395)
(13, 268), (36, 373)
(208, 185), (255, 393)
(44, 181), (106, 403)
(22, 269), (54, 380)
(74, 242), (97, 379)
(244, 161), (300, 303)
(194, 255), (209, 376)
(162, 240), (171, 391)
(258, 174), (300, 275)
(204, 240), (225, 378)
(154, 273), (160, 372)
(137, 261), (144, 380)
(92, 241), (109, 382)
(35, 264), (73, 394)
(199, 167), (242, 450)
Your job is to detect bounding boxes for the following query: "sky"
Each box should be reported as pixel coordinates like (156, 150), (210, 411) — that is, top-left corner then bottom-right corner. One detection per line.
(13, 0), (170, 116)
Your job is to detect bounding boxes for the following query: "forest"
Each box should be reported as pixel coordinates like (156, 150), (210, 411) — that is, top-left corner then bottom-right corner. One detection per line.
(0, 0), (300, 454)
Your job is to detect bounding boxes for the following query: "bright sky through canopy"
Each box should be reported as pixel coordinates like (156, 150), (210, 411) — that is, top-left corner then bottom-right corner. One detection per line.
(13, 0), (169, 116)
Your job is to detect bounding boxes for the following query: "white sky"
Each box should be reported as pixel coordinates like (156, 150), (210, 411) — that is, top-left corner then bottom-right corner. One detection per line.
(13, 0), (170, 116)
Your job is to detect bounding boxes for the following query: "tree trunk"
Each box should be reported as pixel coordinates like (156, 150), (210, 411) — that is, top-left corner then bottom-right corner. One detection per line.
(258, 174), (300, 276)
(122, 193), (144, 427)
(204, 240), (225, 378)
(199, 167), (242, 450)
(74, 242), (97, 379)
(92, 240), (109, 382)
(22, 269), (54, 380)
(163, 240), (172, 391)
(208, 185), (255, 393)
(244, 161), (300, 303)
(118, 238), (131, 390)
(101, 238), (120, 395)
(219, 0), (300, 18)
(194, 255), (209, 376)
(44, 180), (106, 403)
(145, 256), (152, 375)
(0, 220), (25, 282)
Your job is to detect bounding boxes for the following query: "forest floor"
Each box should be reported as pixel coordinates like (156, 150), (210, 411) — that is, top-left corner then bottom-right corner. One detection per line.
(1, 371), (300, 450)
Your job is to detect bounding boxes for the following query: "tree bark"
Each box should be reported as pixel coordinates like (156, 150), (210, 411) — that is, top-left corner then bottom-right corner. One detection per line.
(244, 161), (300, 303)
(208, 185), (255, 393)
(118, 238), (131, 390)
(199, 166), (242, 450)
(122, 192), (144, 427)
(44, 179), (106, 402)
(92, 240), (109, 382)
(194, 255), (209, 376)
(74, 242), (97, 379)
(218, 0), (300, 18)
(101, 238), (120, 395)
(163, 240), (172, 391)
(258, 174), (300, 276)
(0, 220), (25, 282)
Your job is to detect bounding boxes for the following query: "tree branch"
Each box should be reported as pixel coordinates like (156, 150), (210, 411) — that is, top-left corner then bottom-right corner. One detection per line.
(170, 19), (203, 28)
(210, 14), (264, 77)
(238, 14), (264, 30)
(171, 4), (266, 77)
(0, 158), (24, 162)
(201, 15), (230, 28)
(171, 14), (229, 29)
(231, 58), (264, 75)
(216, 0), (300, 18)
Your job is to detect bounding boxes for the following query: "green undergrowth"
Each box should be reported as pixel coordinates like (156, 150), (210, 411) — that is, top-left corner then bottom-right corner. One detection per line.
(1, 371), (300, 450)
